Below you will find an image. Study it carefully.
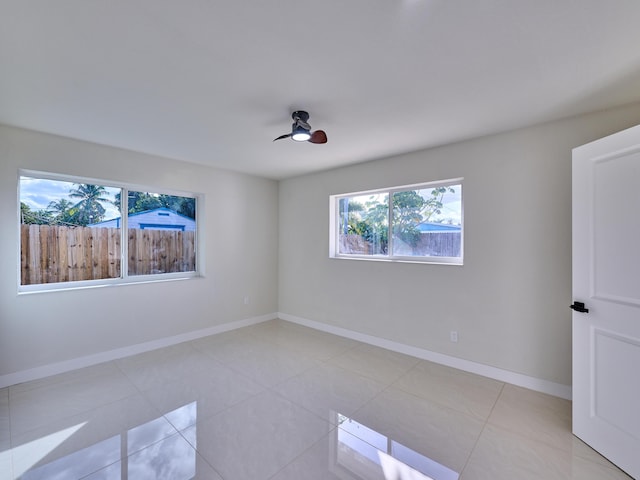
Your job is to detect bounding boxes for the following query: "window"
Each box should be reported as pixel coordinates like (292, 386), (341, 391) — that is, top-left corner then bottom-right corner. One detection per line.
(330, 179), (462, 264)
(19, 171), (199, 290)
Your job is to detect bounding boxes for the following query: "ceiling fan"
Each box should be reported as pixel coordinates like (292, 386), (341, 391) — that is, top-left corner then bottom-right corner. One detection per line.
(273, 111), (327, 144)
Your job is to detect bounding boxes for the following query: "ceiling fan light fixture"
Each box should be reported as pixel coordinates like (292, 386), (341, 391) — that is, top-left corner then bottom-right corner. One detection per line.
(291, 125), (311, 142)
(273, 110), (326, 144)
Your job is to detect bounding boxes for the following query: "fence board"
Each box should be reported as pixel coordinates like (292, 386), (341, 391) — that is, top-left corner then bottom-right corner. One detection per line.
(68, 227), (81, 282)
(47, 225), (60, 284)
(29, 225), (40, 285)
(58, 227), (69, 283)
(109, 228), (121, 278)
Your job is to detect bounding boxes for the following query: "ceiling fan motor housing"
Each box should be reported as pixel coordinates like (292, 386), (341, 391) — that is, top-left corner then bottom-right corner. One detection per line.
(292, 111), (309, 123)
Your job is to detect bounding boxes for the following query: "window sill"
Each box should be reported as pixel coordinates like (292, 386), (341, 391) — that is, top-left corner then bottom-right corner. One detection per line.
(330, 255), (463, 266)
(17, 273), (202, 295)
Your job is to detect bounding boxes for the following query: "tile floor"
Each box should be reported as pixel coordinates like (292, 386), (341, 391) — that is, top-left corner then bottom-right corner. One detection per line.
(0, 319), (633, 479)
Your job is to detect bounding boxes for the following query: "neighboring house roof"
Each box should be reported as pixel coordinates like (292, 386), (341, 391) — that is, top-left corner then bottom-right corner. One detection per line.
(88, 207), (196, 231)
(416, 222), (461, 233)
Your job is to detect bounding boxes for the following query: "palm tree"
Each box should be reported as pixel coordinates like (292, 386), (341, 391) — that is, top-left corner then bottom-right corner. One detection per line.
(47, 198), (74, 224)
(68, 184), (110, 226)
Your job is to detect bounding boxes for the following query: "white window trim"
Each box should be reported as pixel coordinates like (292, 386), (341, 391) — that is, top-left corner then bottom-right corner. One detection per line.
(17, 169), (204, 294)
(329, 178), (463, 265)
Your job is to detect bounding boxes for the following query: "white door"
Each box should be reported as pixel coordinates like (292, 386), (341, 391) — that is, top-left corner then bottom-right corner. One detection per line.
(572, 124), (640, 479)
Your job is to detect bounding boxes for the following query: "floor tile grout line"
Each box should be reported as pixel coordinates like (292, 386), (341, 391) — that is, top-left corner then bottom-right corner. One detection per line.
(265, 424), (339, 480)
(114, 358), (277, 479)
(333, 378), (485, 479)
(475, 386), (596, 461)
(388, 366), (504, 424)
(286, 425), (341, 480)
(317, 357), (403, 388)
(112, 358), (153, 397)
(265, 335), (501, 452)
(265, 383), (345, 431)
(170, 427), (228, 480)
(322, 352), (420, 386)
(75, 459), (120, 480)
(171, 387), (336, 480)
(73, 430), (212, 480)
(8, 351), (210, 478)
(8, 372), (151, 446)
(465, 379), (630, 478)
(110, 357), (198, 429)
(212, 325), (385, 474)
(458, 381), (506, 478)
(220, 352), (322, 392)
(377, 379), (492, 426)
(388, 357), (422, 386)
(9, 390), (182, 480)
(121, 345), (272, 438)
(259, 357), (399, 433)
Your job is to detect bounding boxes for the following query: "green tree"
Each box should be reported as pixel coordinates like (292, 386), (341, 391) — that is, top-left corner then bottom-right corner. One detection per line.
(130, 192), (163, 213)
(339, 197), (388, 254)
(340, 186), (457, 254)
(20, 202), (33, 224)
(392, 190), (425, 247)
(114, 191), (196, 219)
(391, 187), (457, 249)
(338, 199), (364, 235)
(175, 196), (196, 219)
(360, 197), (389, 254)
(20, 202), (53, 224)
(46, 198), (76, 225)
(68, 184), (110, 226)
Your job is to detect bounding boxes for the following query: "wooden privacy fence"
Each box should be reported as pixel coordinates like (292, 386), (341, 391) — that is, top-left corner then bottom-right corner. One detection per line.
(21, 224), (195, 285)
(414, 232), (461, 257)
(339, 232), (461, 257)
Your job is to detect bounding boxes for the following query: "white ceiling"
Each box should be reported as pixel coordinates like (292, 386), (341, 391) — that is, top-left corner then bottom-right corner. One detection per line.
(2, 1), (640, 179)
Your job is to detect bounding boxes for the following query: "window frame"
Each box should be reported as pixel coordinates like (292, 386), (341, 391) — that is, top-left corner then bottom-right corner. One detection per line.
(329, 178), (463, 265)
(17, 169), (203, 293)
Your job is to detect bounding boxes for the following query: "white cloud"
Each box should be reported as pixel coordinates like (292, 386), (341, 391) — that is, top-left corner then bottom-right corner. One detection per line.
(20, 176), (120, 220)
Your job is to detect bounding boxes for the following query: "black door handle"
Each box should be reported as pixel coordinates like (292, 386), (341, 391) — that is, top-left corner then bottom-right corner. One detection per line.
(570, 301), (589, 313)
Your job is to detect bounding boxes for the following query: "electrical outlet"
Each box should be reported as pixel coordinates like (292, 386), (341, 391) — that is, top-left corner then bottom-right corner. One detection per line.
(243, 295), (250, 305)
(450, 331), (458, 343)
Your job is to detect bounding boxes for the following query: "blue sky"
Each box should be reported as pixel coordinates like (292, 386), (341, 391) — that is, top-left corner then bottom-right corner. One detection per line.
(20, 176), (121, 221)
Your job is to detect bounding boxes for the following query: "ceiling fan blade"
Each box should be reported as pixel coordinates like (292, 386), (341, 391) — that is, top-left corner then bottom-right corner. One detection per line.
(308, 130), (327, 144)
(273, 133), (292, 142)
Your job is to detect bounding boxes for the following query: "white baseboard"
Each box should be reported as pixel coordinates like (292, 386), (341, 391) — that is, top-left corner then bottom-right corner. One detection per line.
(2, 311), (572, 400)
(0, 313), (276, 389)
(278, 312), (572, 400)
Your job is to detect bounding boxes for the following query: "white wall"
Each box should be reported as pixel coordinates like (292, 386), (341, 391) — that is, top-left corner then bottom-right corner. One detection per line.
(4, 103), (640, 390)
(0, 125), (279, 382)
(278, 103), (640, 387)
